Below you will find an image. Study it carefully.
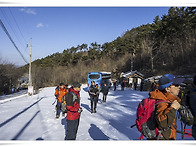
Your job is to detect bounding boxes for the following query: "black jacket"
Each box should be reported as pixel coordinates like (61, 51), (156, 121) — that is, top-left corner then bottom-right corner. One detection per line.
(102, 85), (109, 95)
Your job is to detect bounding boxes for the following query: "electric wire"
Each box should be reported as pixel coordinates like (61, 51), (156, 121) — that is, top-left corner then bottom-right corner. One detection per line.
(0, 8), (27, 51)
(7, 7), (29, 57)
(8, 7), (27, 46)
(0, 19), (28, 64)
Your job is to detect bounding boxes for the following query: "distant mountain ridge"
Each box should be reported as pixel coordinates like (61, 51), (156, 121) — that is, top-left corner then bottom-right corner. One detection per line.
(21, 7), (196, 90)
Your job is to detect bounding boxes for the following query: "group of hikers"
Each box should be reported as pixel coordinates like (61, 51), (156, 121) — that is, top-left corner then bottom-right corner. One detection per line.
(88, 81), (109, 113)
(54, 81), (82, 140)
(53, 80), (110, 140)
(53, 74), (196, 141)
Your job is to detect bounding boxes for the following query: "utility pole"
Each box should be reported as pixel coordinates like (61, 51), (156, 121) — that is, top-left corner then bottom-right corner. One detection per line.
(131, 49), (134, 72)
(131, 55), (133, 72)
(28, 38), (33, 95)
(29, 38), (32, 86)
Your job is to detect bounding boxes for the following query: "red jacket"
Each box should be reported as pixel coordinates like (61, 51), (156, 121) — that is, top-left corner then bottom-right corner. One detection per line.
(66, 88), (81, 120)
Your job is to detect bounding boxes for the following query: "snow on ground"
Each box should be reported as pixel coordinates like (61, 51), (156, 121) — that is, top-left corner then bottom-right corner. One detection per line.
(0, 84), (194, 142)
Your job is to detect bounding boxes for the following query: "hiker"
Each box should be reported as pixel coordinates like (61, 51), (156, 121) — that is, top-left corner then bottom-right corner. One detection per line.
(149, 74), (184, 140)
(95, 84), (101, 99)
(54, 83), (68, 118)
(88, 81), (98, 113)
(91, 84), (100, 113)
(140, 80), (144, 91)
(102, 83), (109, 102)
(65, 82), (82, 140)
(113, 80), (117, 91)
(189, 75), (196, 140)
(121, 81), (125, 91)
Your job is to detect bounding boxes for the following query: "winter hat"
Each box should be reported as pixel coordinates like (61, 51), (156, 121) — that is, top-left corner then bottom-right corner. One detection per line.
(72, 82), (81, 88)
(158, 74), (185, 90)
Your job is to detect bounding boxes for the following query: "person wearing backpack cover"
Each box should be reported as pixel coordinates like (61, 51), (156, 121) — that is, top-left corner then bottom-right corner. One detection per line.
(149, 74), (184, 140)
(65, 82), (82, 140)
(54, 83), (68, 118)
(189, 75), (196, 140)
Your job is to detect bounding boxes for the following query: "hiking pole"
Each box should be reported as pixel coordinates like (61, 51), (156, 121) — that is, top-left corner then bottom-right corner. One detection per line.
(130, 124), (136, 128)
(177, 130), (192, 137)
(52, 99), (57, 105)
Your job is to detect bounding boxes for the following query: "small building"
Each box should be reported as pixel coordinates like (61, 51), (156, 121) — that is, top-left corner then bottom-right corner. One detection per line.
(122, 70), (145, 89)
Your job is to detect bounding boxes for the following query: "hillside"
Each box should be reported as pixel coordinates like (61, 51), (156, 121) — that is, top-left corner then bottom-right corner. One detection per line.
(21, 7), (196, 90)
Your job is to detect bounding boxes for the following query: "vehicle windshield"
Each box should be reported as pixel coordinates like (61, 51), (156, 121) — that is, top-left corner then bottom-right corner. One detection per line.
(89, 74), (100, 79)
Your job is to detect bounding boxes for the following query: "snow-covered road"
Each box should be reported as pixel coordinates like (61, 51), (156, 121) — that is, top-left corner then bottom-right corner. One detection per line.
(0, 84), (194, 141)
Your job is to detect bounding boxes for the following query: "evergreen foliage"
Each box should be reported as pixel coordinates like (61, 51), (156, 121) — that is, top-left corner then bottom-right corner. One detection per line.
(21, 7), (196, 89)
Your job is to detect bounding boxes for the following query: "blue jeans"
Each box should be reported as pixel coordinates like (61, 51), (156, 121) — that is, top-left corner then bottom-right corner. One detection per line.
(56, 101), (62, 116)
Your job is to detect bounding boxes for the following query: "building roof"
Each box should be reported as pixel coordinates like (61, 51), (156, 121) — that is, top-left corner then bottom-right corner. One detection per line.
(122, 70), (145, 79)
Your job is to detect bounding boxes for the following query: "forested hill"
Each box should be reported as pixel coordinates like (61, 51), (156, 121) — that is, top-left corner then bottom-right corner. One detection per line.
(22, 7), (196, 90)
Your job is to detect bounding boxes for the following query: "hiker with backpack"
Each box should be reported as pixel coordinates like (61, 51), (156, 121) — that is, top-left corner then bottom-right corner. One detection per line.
(189, 75), (196, 140)
(132, 74), (185, 140)
(65, 82), (82, 140)
(149, 74), (185, 140)
(54, 83), (68, 118)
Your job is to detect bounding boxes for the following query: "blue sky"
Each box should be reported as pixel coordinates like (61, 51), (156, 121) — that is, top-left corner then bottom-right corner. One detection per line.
(0, 7), (170, 66)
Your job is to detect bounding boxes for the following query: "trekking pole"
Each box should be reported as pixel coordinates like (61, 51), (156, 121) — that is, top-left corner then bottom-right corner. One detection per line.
(130, 124), (136, 128)
(177, 130), (192, 137)
(52, 99), (57, 105)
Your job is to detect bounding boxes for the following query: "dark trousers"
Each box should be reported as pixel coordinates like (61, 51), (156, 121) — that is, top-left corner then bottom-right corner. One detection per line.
(90, 96), (98, 110)
(192, 125), (196, 140)
(103, 94), (107, 102)
(65, 118), (80, 140)
(56, 101), (62, 116)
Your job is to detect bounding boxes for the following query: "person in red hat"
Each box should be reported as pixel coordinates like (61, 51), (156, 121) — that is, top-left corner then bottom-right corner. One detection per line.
(149, 74), (184, 140)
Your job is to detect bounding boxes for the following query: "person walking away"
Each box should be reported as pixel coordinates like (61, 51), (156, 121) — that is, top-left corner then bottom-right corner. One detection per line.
(121, 81), (125, 91)
(140, 80), (144, 91)
(113, 80), (117, 91)
(54, 83), (68, 118)
(102, 83), (109, 102)
(189, 75), (196, 140)
(65, 82), (82, 140)
(149, 74), (184, 140)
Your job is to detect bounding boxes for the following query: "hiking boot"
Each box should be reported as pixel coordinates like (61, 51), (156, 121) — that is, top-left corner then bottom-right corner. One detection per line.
(91, 109), (93, 113)
(56, 115), (59, 119)
(94, 108), (96, 113)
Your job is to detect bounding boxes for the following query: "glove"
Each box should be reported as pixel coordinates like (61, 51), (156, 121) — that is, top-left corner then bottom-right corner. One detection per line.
(171, 100), (181, 110)
(77, 107), (83, 113)
(55, 95), (58, 99)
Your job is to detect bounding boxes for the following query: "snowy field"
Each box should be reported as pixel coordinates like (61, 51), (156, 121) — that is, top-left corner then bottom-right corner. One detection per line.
(0, 84), (195, 146)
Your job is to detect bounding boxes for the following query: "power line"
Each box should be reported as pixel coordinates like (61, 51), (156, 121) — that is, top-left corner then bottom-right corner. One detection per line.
(8, 7), (27, 45)
(0, 19), (28, 64)
(0, 8), (27, 52)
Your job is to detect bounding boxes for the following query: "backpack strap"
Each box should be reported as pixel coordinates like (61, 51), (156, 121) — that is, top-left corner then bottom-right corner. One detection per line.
(154, 100), (172, 140)
(155, 100), (171, 105)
